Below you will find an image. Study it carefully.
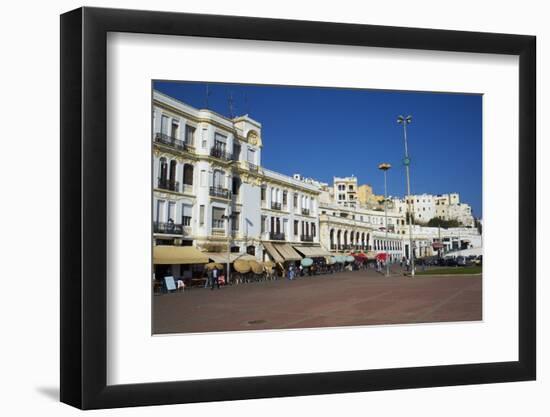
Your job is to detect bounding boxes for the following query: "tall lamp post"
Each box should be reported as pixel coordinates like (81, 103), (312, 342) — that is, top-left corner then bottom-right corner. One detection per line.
(397, 115), (415, 277)
(378, 163), (391, 277)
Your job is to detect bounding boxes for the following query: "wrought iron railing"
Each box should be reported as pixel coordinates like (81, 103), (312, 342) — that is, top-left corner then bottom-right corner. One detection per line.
(153, 221), (183, 234)
(209, 186), (231, 199)
(182, 216), (192, 226)
(210, 147), (233, 161)
(269, 232), (285, 241)
(157, 178), (179, 192)
(248, 162), (259, 172)
(271, 202), (282, 210)
(301, 208), (311, 216)
(301, 234), (314, 242)
(154, 132), (189, 151)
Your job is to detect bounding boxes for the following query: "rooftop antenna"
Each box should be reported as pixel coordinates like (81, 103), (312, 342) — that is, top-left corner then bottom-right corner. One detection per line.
(228, 90), (235, 118)
(205, 84), (211, 109)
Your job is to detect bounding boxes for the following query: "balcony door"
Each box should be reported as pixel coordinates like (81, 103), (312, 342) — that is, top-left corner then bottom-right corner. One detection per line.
(213, 170), (224, 189)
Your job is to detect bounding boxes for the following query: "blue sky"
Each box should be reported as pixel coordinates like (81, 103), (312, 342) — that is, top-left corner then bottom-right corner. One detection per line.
(154, 81), (482, 218)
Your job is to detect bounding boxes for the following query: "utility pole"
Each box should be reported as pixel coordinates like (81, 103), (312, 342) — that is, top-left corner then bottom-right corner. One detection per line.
(378, 163), (392, 277)
(397, 115), (415, 277)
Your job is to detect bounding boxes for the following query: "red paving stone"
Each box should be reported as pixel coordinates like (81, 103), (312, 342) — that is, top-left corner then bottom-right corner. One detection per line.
(153, 269), (482, 334)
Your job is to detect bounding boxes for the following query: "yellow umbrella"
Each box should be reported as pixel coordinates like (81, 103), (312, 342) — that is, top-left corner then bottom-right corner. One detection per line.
(249, 260), (264, 274)
(234, 259), (251, 274)
(205, 262), (223, 270)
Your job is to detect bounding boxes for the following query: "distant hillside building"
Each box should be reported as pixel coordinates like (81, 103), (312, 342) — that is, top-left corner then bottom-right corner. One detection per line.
(390, 193), (475, 227)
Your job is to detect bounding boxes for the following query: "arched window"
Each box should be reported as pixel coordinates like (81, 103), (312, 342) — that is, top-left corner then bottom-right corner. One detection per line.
(169, 160), (177, 184)
(159, 157), (168, 182)
(183, 164), (194, 185)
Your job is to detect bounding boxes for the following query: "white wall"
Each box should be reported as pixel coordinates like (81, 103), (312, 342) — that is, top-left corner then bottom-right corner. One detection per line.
(0, 1), (545, 417)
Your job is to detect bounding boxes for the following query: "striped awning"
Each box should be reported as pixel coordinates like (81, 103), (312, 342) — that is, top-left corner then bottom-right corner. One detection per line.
(153, 245), (209, 265)
(273, 243), (302, 261)
(293, 245), (331, 258)
(207, 253), (257, 263)
(262, 242), (284, 263)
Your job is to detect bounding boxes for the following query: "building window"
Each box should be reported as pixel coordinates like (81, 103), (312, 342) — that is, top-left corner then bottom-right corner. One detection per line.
(171, 120), (179, 138)
(159, 157), (168, 183)
(232, 212), (240, 231)
(185, 125), (195, 145)
(214, 133), (227, 151)
(247, 148), (255, 164)
(182, 204), (192, 226)
(233, 143), (241, 160)
(212, 207), (225, 229)
(199, 205), (205, 226)
(283, 191), (288, 205)
(160, 115), (169, 134)
(232, 177), (241, 195)
(338, 194), (345, 200)
(294, 220), (299, 235)
(261, 215), (266, 233)
(261, 185), (266, 201)
(213, 170), (224, 188)
(156, 200), (165, 223)
(293, 193), (298, 207)
(167, 202), (176, 223)
(183, 164), (194, 186)
(169, 160), (177, 185)
(201, 128), (208, 149)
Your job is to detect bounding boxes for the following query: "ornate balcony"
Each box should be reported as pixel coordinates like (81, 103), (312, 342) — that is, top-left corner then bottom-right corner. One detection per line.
(271, 202), (282, 210)
(269, 232), (285, 241)
(157, 178), (179, 192)
(300, 234), (314, 242)
(154, 132), (189, 151)
(209, 186), (231, 199)
(153, 221), (183, 235)
(301, 208), (311, 216)
(210, 147), (233, 162)
(247, 162), (259, 172)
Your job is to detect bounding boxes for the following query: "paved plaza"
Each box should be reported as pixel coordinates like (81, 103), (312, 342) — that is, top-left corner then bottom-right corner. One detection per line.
(153, 269), (482, 334)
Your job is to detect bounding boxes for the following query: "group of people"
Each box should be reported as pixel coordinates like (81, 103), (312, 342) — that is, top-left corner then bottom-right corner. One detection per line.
(204, 267), (225, 290)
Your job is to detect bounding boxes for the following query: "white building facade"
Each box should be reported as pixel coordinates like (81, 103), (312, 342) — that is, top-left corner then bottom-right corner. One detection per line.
(152, 90), (481, 275)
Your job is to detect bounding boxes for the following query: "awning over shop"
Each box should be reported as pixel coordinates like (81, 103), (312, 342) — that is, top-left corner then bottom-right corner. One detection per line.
(293, 245), (331, 258)
(207, 253), (257, 263)
(273, 243), (302, 261)
(153, 245), (209, 265)
(262, 242), (284, 264)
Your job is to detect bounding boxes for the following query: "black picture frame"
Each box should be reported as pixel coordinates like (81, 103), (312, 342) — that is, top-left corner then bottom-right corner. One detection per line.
(60, 6), (536, 410)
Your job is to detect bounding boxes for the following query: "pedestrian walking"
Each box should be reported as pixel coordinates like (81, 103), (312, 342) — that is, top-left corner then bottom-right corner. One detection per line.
(204, 268), (212, 288)
(211, 268), (220, 290)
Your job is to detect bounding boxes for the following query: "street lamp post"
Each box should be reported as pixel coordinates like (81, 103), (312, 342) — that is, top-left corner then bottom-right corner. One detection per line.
(397, 115), (415, 277)
(378, 163), (392, 277)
